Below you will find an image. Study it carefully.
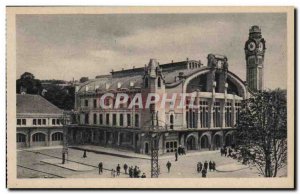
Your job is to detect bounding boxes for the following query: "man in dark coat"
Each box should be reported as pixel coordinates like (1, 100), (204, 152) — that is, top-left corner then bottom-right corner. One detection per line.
(129, 166), (133, 178)
(202, 169), (207, 178)
(212, 161), (216, 171)
(175, 151), (178, 161)
(209, 161), (213, 171)
(166, 161), (172, 173)
(204, 161), (208, 170)
(98, 162), (103, 174)
(83, 150), (87, 158)
(197, 162), (201, 173)
(116, 164), (121, 176)
(123, 163), (128, 174)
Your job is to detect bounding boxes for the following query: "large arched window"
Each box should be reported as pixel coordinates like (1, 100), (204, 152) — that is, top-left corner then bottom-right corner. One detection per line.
(32, 133), (46, 142)
(17, 133), (26, 143)
(52, 132), (63, 141)
(157, 77), (161, 88)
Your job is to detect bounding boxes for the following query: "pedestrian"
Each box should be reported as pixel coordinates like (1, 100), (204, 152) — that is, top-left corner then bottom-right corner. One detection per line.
(129, 166), (133, 178)
(209, 161), (212, 171)
(212, 161), (216, 171)
(197, 162), (201, 173)
(123, 163), (128, 174)
(178, 145), (182, 155)
(141, 173), (146, 178)
(224, 148), (227, 157)
(98, 162), (103, 174)
(202, 169), (207, 178)
(175, 151), (178, 161)
(111, 169), (115, 178)
(204, 161), (208, 170)
(134, 166), (138, 178)
(83, 150), (87, 158)
(182, 147), (186, 155)
(220, 147), (224, 156)
(116, 164), (121, 176)
(228, 148), (233, 157)
(137, 167), (141, 178)
(62, 152), (65, 164)
(199, 162), (203, 172)
(166, 161), (172, 173)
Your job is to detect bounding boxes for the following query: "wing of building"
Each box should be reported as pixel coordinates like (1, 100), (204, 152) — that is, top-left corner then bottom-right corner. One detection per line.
(16, 94), (65, 148)
(71, 54), (250, 154)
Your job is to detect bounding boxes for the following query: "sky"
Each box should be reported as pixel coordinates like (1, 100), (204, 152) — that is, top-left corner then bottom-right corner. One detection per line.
(16, 13), (287, 89)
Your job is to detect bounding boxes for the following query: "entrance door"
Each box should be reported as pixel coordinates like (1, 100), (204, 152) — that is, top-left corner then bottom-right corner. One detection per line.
(201, 135), (209, 149)
(214, 134), (221, 149)
(186, 136), (196, 150)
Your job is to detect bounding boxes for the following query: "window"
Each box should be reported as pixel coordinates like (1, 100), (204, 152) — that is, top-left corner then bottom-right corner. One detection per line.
(144, 77), (149, 88)
(38, 119), (42, 125)
(225, 102), (232, 127)
(52, 119), (56, 125)
(93, 99), (97, 108)
(42, 119), (46, 125)
(93, 113), (97, 125)
(120, 114), (124, 126)
(22, 119), (26, 125)
(85, 113), (89, 124)
(56, 119), (60, 125)
(85, 99), (89, 107)
(127, 114), (131, 126)
(32, 133), (46, 142)
(17, 133), (26, 143)
(106, 114), (110, 125)
(99, 114), (103, 125)
(170, 114), (174, 129)
(200, 100), (209, 128)
(235, 102), (241, 125)
(135, 114), (139, 127)
(32, 119), (36, 125)
(127, 97), (131, 108)
(213, 102), (221, 127)
(52, 132), (63, 141)
(165, 141), (178, 153)
(113, 114), (117, 126)
(17, 119), (21, 125)
(157, 77), (161, 88)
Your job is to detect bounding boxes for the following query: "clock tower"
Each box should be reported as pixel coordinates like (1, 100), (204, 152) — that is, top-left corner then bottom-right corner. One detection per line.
(245, 25), (266, 92)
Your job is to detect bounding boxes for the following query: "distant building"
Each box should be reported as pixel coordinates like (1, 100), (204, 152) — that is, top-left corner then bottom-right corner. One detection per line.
(68, 25), (266, 155)
(16, 94), (65, 148)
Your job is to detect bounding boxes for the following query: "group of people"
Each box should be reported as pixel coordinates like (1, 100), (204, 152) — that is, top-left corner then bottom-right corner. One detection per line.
(220, 146), (234, 157)
(197, 161), (216, 178)
(97, 161), (146, 178)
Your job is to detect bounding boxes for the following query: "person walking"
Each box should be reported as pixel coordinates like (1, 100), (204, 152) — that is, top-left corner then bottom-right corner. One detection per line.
(204, 161), (208, 170)
(129, 166), (133, 178)
(116, 164), (121, 176)
(98, 162), (103, 174)
(83, 150), (87, 158)
(209, 161), (213, 171)
(197, 162), (201, 173)
(123, 163), (128, 174)
(224, 148), (227, 157)
(166, 161), (172, 173)
(212, 161), (216, 171)
(202, 169), (207, 178)
(175, 151), (178, 161)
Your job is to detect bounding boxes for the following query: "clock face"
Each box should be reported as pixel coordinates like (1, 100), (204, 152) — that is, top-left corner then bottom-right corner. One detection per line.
(258, 42), (264, 51)
(248, 41), (256, 51)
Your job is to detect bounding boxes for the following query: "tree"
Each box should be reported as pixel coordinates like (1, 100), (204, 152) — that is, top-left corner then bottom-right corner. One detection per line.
(236, 89), (287, 177)
(16, 72), (43, 94)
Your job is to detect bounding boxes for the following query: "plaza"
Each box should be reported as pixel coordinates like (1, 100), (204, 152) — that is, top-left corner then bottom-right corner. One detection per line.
(17, 146), (287, 179)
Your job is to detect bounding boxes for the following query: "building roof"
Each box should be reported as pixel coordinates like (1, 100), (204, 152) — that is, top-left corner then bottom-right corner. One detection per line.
(17, 94), (63, 115)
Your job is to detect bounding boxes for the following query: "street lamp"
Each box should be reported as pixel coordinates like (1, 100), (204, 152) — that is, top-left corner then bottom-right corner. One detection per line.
(60, 111), (70, 164)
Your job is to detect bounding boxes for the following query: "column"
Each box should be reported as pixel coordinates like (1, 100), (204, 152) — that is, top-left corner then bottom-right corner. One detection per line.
(222, 83), (228, 128)
(232, 95), (236, 126)
(197, 91), (201, 129)
(27, 129), (31, 148)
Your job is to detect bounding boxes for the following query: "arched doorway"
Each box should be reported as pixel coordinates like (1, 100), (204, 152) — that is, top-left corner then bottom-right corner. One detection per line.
(225, 134), (234, 147)
(213, 134), (222, 149)
(32, 132), (46, 147)
(200, 135), (210, 149)
(51, 132), (63, 146)
(186, 135), (196, 150)
(17, 133), (26, 148)
(144, 142), (149, 154)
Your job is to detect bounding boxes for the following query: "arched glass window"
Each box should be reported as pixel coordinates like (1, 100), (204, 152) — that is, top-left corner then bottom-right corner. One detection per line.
(32, 133), (46, 142)
(52, 132), (63, 141)
(17, 133), (26, 142)
(157, 77), (161, 88)
(144, 77), (149, 88)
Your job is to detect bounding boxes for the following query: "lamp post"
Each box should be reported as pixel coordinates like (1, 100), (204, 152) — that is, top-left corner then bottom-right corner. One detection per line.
(60, 111), (70, 164)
